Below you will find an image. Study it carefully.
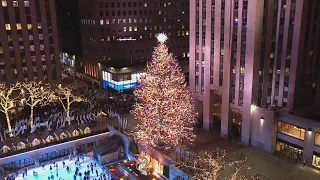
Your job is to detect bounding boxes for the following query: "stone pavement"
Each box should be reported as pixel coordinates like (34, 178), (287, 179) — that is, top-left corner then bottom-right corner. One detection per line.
(194, 132), (320, 180)
(121, 114), (320, 179)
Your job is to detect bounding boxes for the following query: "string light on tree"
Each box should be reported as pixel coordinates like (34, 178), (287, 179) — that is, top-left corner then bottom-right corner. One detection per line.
(131, 34), (197, 148)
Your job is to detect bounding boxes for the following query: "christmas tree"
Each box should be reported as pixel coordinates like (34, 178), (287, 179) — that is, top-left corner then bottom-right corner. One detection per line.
(131, 33), (197, 148)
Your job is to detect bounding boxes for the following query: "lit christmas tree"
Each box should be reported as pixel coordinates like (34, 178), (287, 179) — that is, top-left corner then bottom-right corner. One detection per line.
(131, 33), (197, 148)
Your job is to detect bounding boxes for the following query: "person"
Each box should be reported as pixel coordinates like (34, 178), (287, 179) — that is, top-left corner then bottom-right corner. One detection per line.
(96, 169), (99, 176)
(63, 161), (65, 168)
(303, 159), (306, 167)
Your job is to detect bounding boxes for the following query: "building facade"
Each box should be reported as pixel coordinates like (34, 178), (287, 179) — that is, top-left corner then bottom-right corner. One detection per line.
(78, 0), (189, 90)
(190, 0), (320, 166)
(0, 0), (61, 83)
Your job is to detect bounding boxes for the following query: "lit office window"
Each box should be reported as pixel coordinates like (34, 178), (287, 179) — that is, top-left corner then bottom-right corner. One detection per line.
(37, 23), (42, 29)
(24, 0), (29, 7)
(27, 24), (32, 30)
(278, 121), (305, 140)
(134, 26), (137, 31)
(16, 24), (22, 30)
(2, 0), (7, 7)
(5, 24), (11, 30)
(129, 26), (132, 32)
(13, 1), (20, 7)
(100, 20), (104, 25)
(106, 19), (110, 24)
(123, 27), (126, 32)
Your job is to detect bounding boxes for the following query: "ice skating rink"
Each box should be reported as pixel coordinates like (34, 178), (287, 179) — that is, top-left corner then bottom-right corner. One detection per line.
(14, 156), (110, 180)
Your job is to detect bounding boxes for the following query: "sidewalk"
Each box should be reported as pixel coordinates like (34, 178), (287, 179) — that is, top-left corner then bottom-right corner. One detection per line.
(198, 131), (320, 180)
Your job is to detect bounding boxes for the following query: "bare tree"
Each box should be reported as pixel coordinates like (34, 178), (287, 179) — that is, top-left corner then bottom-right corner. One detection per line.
(0, 82), (21, 136)
(175, 149), (256, 180)
(54, 85), (86, 118)
(21, 81), (55, 127)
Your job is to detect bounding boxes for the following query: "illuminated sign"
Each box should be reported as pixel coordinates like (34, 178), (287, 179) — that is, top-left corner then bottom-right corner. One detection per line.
(103, 80), (136, 91)
(117, 38), (137, 41)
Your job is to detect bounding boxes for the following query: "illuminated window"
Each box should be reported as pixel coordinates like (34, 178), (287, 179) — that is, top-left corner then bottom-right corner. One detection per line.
(0, 47), (3, 54)
(16, 23), (22, 30)
(30, 45), (34, 51)
(2, 0), (7, 7)
(29, 34), (33, 40)
(129, 26), (132, 32)
(27, 24), (32, 30)
(313, 154), (320, 168)
(24, 0), (29, 7)
(5, 24), (11, 30)
(278, 121), (305, 140)
(144, 3), (147, 7)
(100, 19), (104, 25)
(112, 19), (115, 24)
(39, 34), (43, 40)
(128, 18), (132, 23)
(106, 19), (110, 24)
(134, 18), (137, 23)
(107, 36), (110, 41)
(134, 26), (137, 31)
(123, 27), (126, 32)
(316, 133), (320, 146)
(123, 19), (126, 24)
(118, 19), (121, 24)
(40, 44), (44, 51)
(240, 67), (245, 74)
(144, 26), (147, 30)
(13, 1), (18, 7)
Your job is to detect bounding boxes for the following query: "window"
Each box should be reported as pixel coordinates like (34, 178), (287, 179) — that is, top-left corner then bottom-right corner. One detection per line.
(5, 24), (11, 30)
(16, 23), (22, 30)
(123, 27), (126, 32)
(24, 0), (29, 7)
(278, 121), (305, 140)
(2, 0), (7, 7)
(315, 133), (320, 146)
(27, 24), (32, 30)
(313, 154), (320, 168)
(37, 23), (42, 29)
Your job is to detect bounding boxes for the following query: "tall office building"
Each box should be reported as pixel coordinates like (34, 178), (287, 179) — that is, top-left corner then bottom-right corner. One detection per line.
(78, 0), (189, 90)
(190, 0), (320, 145)
(0, 0), (61, 83)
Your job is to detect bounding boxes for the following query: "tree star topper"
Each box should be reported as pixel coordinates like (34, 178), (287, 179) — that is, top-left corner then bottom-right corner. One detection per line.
(156, 33), (168, 43)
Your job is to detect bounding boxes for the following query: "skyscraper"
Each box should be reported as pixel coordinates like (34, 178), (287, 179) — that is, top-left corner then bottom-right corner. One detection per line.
(0, 0), (61, 83)
(190, 0), (320, 145)
(78, 0), (189, 90)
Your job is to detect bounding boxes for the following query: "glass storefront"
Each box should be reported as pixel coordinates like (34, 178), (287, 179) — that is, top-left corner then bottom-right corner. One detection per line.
(278, 121), (305, 140)
(276, 140), (303, 161)
(312, 153), (320, 168)
(102, 71), (144, 91)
